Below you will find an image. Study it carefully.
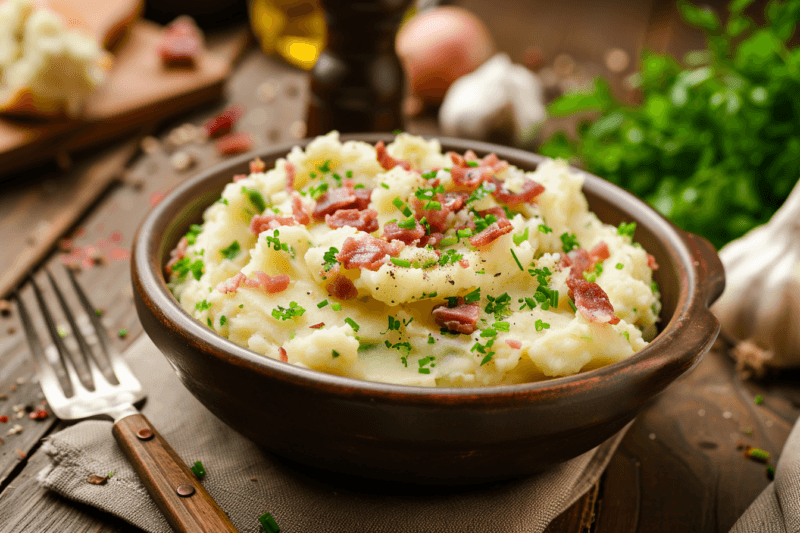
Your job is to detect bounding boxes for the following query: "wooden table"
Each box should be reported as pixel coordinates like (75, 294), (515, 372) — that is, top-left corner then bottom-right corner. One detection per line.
(0, 9), (796, 532)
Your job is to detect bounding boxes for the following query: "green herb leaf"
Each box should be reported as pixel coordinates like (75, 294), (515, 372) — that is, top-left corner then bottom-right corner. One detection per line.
(241, 187), (267, 212)
(220, 240), (241, 260)
(513, 227), (529, 246)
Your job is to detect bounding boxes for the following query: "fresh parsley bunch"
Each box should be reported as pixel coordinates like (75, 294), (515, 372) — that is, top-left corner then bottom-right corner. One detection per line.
(540, 0), (800, 249)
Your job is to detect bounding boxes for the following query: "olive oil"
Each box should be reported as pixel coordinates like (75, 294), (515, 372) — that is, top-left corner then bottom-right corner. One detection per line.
(249, 0), (326, 70)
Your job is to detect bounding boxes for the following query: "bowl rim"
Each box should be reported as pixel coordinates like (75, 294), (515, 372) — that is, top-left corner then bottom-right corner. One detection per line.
(133, 133), (724, 404)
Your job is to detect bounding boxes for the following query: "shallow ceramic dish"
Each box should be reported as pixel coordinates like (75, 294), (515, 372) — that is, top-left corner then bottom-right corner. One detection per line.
(132, 134), (725, 484)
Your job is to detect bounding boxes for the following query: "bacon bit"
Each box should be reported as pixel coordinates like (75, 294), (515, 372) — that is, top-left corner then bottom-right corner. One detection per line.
(216, 132), (253, 156)
(250, 157), (266, 173)
(375, 141), (412, 171)
(459, 258), (470, 268)
(432, 301), (480, 334)
(285, 161), (296, 192)
(87, 474), (108, 485)
(233, 174), (247, 183)
(562, 243), (609, 279)
(15, 449), (26, 460)
(326, 209), (379, 233)
(291, 192), (311, 225)
(383, 220), (426, 244)
(28, 409), (48, 420)
(492, 178), (545, 205)
(647, 254), (659, 270)
(110, 231), (123, 244)
(250, 214), (298, 234)
(110, 248), (130, 261)
(326, 275), (359, 300)
(204, 106), (243, 138)
(157, 17), (203, 68)
(350, 186), (373, 210)
(506, 339), (522, 349)
(418, 232), (444, 248)
(149, 191), (166, 207)
(477, 207), (508, 220)
(58, 238), (74, 253)
(448, 151), (510, 190)
(278, 347), (288, 362)
(309, 322), (325, 329)
(469, 219), (513, 247)
(589, 241), (611, 262)
(312, 187), (357, 219)
(567, 277), (620, 325)
(216, 271), (290, 294)
(449, 165), (494, 189)
(164, 236), (188, 276)
(412, 192), (468, 233)
(337, 235), (403, 271)
(0, 415), (8, 423)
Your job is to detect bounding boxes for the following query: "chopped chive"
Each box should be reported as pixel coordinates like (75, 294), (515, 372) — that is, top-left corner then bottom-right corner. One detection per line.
(510, 249), (523, 271)
(220, 240), (241, 260)
(390, 257), (411, 268)
(392, 197), (413, 217)
(439, 236), (458, 247)
(754, 394), (764, 405)
(331, 303), (342, 311)
(494, 321), (510, 332)
(258, 512), (280, 533)
(317, 300), (329, 308)
(428, 334), (435, 344)
(344, 317), (360, 332)
(767, 465), (775, 480)
(220, 315), (227, 326)
(241, 187), (267, 212)
(423, 201), (442, 210)
(118, 328), (128, 338)
(480, 353), (493, 366)
(480, 328), (497, 338)
(623, 331), (630, 341)
(346, 170), (353, 178)
(380, 183), (390, 189)
(513, 227), (529, 246)
(94, 309), (103, 316)
(207, 318), (213, 327)
(746, 447), (770, 462)
(239, 304), (244, 308)
(397, 218), (417, 229)
(418, 368), (431, 374)
(466, 161), (479, 167)
(616, 263), (624, 270)
(538, 224), (553, 234)
(457, 229), (472, 238)
(560, 232), (580, 253)
(535, 319), (550, 332)
(568, 299), (577, 312)
(332, 350), (340, 358)
(190, 461), (206, 479)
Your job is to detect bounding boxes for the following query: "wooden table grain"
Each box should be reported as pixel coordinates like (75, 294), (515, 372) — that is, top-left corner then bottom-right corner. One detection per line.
(0, 4), (796, 531)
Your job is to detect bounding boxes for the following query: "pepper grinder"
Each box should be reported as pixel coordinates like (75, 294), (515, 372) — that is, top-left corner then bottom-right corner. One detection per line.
(306, 0), (414, 135)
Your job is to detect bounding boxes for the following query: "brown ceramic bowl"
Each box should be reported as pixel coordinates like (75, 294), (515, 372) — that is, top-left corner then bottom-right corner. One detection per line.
(132, 134), (725, 484)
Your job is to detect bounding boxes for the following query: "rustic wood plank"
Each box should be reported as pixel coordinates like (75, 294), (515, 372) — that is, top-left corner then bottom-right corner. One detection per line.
(0, 49), (307, 532)
(0, 138), (141, 302)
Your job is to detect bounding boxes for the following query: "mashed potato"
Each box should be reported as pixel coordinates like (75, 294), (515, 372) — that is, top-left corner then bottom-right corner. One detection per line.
(167, 132), (661, 387)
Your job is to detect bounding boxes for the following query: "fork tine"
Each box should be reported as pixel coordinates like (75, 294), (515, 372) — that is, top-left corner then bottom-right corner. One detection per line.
(14, 289), (72, 404)
(28, 274), (93, 394)
(64, 267), (120, 385)
(46, 269), (114, 388)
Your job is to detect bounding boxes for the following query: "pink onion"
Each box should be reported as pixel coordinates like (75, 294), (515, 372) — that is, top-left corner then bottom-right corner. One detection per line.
(396, 7), (494, 105)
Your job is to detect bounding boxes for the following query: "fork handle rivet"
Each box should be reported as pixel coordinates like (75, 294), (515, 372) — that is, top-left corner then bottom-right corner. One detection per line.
(176, 484), (195, 497)
(136, 428), (153, 440)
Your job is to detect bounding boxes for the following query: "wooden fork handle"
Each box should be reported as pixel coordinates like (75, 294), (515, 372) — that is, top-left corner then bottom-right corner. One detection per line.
(113, 413), (240, 533)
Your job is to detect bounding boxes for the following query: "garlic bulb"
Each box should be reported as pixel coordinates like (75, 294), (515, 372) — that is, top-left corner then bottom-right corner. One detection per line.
(712, 177), (800, 370)
(439, 53), (546, 147)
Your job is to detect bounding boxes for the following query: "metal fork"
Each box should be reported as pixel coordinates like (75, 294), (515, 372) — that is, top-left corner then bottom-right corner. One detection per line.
(15, 269), (240, 533)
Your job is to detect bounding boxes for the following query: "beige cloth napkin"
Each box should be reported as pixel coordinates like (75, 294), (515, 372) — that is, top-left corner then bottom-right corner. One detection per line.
(38, 334), (629, 533)
(730, 417), (800, 533)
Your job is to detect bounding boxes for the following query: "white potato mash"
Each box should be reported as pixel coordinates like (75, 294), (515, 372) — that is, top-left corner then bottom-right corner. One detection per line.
(167, 132), (661, 387)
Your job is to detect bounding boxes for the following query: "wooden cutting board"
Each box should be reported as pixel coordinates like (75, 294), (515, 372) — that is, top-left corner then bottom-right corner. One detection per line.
(0, 8), (247, 178)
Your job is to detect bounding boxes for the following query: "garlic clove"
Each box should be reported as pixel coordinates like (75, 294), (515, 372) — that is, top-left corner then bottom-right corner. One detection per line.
(439, 53), (546, 147)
